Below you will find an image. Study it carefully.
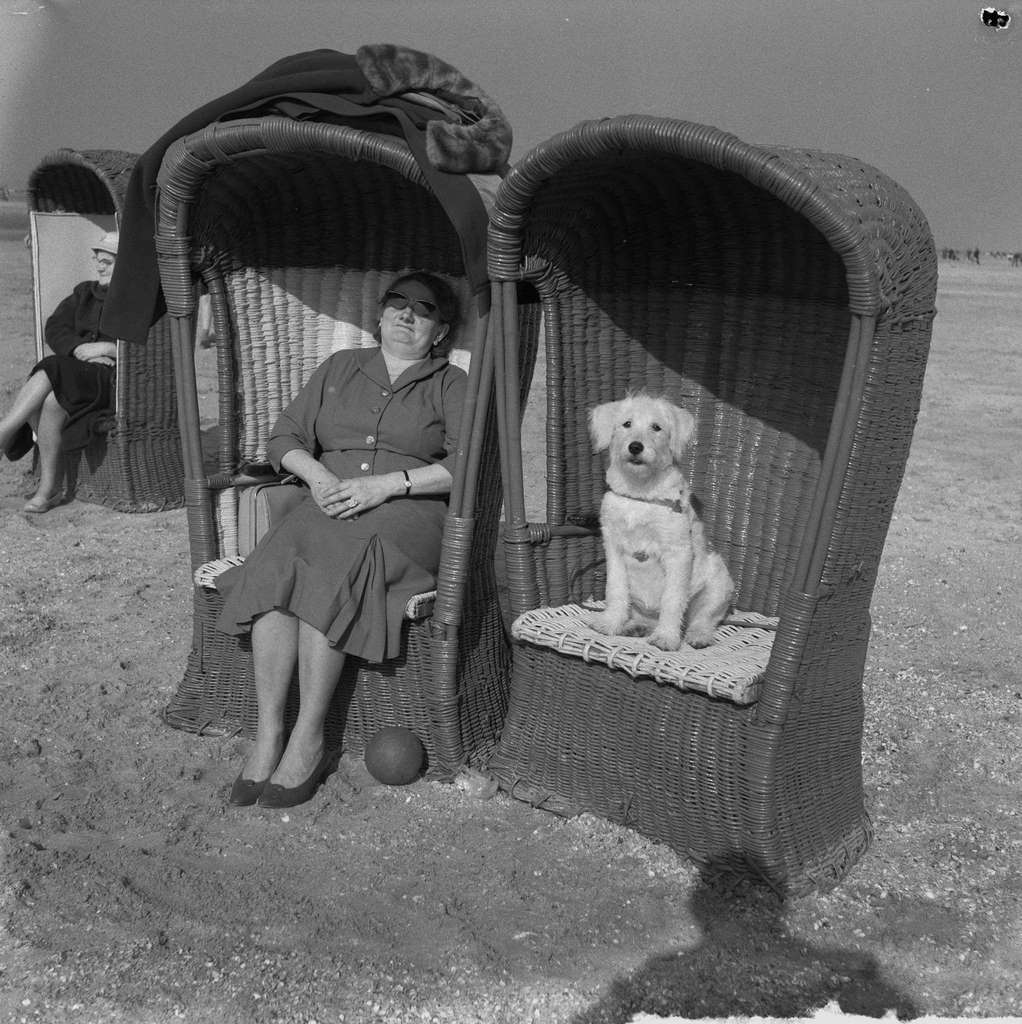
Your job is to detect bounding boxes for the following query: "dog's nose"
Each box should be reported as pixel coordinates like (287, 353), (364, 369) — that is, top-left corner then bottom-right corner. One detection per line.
(628, 441), (644, 456)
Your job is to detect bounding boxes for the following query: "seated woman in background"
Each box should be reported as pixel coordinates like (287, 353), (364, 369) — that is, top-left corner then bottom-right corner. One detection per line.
(0, 231), (119, 512)
(215, 271), (466, 810)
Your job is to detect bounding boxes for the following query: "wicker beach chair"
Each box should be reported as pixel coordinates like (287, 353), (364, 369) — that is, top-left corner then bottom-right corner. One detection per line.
(26, 148), (183, 511)
(484, 116), (937, 894)
(155, 114), (537, 777)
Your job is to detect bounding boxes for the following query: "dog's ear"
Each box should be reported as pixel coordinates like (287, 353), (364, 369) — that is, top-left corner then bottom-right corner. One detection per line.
(669, 405), (696, 461)
(589, 401), (621, 451)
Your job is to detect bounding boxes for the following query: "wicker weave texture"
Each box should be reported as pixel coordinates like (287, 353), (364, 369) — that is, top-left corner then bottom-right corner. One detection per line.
(27, 149), (184, 511)
(27, 148), (135, 215)
(495, 152), (858, 615)
(490, 633), (873, 889)
(511, 604), (778, 704)
(485, 116), (936, 894)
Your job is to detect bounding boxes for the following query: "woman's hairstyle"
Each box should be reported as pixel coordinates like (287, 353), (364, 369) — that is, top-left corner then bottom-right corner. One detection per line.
(377, 271), (460, 353)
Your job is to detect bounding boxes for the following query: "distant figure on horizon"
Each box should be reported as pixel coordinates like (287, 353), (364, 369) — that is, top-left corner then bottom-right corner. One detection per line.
(0, 231), (119, 513)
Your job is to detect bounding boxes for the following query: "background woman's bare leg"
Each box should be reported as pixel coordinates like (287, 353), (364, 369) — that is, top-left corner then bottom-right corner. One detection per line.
(0, 370), (51, 452)
(28, 391), (67, 502)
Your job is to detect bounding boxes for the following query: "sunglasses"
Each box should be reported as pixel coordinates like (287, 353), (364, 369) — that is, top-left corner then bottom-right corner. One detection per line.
(382, 290), (440, 319)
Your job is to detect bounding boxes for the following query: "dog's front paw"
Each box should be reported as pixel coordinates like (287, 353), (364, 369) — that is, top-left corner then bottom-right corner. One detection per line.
(621, 620), (650, 637)
(684, 626), (717, 649)
(647, 628), (682, 651)
(590, 611), (628, 637)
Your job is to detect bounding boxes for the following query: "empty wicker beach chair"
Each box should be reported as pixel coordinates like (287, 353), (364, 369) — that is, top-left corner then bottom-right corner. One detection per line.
(155, 109), (536, 776)
(27, 148), (183, 511)
(484, 116), (937, 894)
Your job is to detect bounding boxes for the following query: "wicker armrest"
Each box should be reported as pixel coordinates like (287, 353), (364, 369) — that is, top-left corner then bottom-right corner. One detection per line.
(511, 603), (778, 706)
(194, 557), (437, 621)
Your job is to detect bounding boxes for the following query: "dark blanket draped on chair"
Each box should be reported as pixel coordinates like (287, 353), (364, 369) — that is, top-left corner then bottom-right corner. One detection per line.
(102, 46), (512, 343)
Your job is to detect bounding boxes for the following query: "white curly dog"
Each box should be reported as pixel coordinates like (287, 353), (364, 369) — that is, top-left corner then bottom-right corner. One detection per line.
(588, 392), (734, 650)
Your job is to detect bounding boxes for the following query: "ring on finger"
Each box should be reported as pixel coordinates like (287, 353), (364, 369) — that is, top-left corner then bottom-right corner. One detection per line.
(348, 497), (358, 508)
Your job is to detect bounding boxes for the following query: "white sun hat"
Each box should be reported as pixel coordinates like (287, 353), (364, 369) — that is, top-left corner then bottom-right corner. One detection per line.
(92, 230), (119, 256)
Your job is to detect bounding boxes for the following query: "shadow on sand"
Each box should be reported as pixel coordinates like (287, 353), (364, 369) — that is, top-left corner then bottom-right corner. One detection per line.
(571, 865), (918, 1023)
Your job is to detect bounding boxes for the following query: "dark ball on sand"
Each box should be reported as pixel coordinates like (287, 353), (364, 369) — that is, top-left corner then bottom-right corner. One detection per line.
(364, 727), (425, 785)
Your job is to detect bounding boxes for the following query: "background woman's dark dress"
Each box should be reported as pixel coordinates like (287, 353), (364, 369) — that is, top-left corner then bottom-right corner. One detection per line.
(36, 280), (116, 451)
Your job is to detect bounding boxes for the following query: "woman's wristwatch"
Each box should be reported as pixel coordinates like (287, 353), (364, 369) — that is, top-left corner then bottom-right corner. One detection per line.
(402, 470), (412, 494)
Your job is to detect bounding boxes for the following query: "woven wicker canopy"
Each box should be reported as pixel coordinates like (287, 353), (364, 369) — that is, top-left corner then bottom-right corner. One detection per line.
(28, 148), (134, 215)
(484, 115), (937, 894)
(154, 114), (537, 775)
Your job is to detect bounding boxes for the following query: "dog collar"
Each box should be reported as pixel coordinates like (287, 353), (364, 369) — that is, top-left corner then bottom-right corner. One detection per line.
(618, 488), (706, 520)
(648, 496), (688, 514)
(622, 492), (690, 515)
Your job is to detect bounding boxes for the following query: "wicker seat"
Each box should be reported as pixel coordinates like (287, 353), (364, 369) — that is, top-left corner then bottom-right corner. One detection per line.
(155, 115), (538, 777)
(484, 116), (937, 894)
(26, 149), (183, 511)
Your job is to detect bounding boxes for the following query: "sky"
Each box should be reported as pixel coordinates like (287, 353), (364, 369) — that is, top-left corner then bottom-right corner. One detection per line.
(0, 0), (1019, 251)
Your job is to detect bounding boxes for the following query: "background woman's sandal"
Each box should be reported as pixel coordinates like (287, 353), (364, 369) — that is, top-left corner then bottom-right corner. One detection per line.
(23, 494), (62, 514)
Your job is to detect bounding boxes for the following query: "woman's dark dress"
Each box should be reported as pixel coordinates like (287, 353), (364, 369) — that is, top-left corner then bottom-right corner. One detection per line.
(36, 280), (116, 452)
(215, 347), (467, 663)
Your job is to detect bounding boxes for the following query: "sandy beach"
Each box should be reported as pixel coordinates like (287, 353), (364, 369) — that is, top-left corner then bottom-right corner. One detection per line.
(1, 220), (1020, 1022)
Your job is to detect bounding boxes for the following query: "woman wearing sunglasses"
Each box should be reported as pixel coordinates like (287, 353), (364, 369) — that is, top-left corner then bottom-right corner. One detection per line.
(0, 231), (119, 512)
(214, 271), (467, 808)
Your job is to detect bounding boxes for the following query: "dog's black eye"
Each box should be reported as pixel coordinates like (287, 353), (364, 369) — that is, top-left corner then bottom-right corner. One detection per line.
(651, 423), (662, 432)
(622, 420), (631, 428)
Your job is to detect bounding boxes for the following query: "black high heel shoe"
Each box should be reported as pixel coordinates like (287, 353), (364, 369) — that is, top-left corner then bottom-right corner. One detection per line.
(257, 751), (333, 809)
(228, 774), (270, 807)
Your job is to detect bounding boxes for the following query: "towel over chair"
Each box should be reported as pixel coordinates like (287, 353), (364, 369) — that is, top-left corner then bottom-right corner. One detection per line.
(148, 47), (537, 776)
(484, 116), (937, 894)
(26, 148), (183, 511)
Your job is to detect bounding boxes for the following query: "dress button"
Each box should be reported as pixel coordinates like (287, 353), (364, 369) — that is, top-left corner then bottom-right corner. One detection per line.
(366, 435), (375, 444)
(360, 463), (370, 472)
(381, 390), (389, 397)
(371, 407), (380, 414)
